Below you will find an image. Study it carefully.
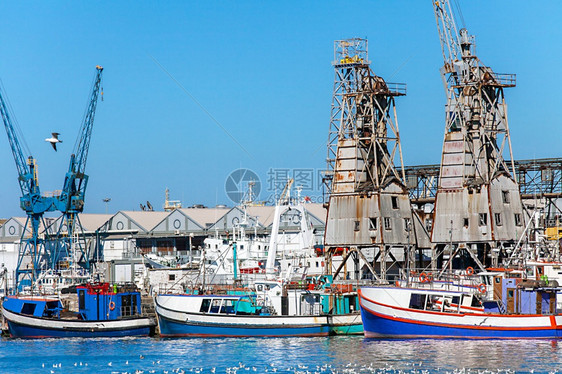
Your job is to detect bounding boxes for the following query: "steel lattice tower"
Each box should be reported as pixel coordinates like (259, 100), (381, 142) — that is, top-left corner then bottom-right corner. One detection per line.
(324, 38), (414, 281)
(431, 1), (525, 271)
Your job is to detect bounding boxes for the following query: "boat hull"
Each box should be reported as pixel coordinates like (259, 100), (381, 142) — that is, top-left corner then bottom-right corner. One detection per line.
(156, 296), (330, 337)
(328, 313), (363, 335)
(359, 287), (562, 339)
(2, 306), (154, 338)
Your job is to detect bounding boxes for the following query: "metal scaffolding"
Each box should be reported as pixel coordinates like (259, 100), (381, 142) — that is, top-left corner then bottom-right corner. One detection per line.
(323, 38), (414, 281)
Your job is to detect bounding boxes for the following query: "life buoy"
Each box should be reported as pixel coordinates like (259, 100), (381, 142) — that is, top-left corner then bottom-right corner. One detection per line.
(109, 301), (116, 311)
(466, 266), (475, 276)
(477, 283), (487, 293)
(419, 272), (429, 283)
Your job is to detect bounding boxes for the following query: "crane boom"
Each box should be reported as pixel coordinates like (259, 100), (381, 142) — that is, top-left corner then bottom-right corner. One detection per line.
(60, 65), (103, 214)
(433, 0), (461, 73)
(52, 65), (104, 271)
(0, 87), (38, 200)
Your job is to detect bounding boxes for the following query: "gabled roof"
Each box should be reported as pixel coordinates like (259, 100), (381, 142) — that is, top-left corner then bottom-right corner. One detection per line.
(77, 214), (113, 231)
(118, 211), (170, 232)
(179, 208), (230, 228)
(302, 203), (327, 225)
(245, 206), (277, 227)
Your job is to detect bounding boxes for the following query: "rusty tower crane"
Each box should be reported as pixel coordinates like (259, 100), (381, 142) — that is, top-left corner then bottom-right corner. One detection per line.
(431, 1), (525, 271)
(324, 38), (414, 281)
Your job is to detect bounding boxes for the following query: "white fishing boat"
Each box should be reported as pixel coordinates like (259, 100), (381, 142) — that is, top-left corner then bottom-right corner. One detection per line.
(359, 273), (562, 339)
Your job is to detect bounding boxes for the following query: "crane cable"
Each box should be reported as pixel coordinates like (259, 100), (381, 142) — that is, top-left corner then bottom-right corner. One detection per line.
(0, 78), (32, 158)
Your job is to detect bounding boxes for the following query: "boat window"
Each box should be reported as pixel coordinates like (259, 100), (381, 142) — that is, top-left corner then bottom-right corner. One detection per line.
(210, 299), (222, 313)
(46, 301), (60, 310)
(220, 299), (236, 314)
(21, 303), (37, 315)
(199, 298), (211, 313)
(169, 274), (176, 281)
(427, 295), (443, 311)
(408, 293), (427, 310)
(471, 296), (482, 307)
(78, 290), (85, 310)
(451, 296), (460, 306)
(121, 295), (137, 316)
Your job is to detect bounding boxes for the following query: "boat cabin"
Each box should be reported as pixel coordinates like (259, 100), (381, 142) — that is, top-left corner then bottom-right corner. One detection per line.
(406, 290), (483, 313)
(2, 296), (63, 319)
(77, 283), (142, 321)
(175, 294), (272, 316)
(486, 276), (558, 314)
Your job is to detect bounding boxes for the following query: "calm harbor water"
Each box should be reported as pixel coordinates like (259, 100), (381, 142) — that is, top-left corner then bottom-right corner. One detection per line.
(0, 336), (561, 374)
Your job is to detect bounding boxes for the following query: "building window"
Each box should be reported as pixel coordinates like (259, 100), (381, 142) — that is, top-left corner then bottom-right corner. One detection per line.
(463, 218), (469, 228)
(404, 218), (411, 231)
(354, 221), (360, 231)
(479, 213), (487, 226)
(391, 196), (399, 209)
(368, 217), (377, 230)
(384, 217), (391, 231)
(502, 190), (510, 204)
(495, 213), (503, 226)
(515, 213), (522, 227)
(425, 218), (432, 232)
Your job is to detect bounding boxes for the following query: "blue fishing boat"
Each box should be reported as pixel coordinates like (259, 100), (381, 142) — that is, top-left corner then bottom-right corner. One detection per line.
(359, 275), (562, 339)
(2, 283), (155, 338)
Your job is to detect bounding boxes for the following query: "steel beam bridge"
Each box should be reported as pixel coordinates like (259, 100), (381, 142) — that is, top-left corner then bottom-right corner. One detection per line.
(402, 157), (562, 205)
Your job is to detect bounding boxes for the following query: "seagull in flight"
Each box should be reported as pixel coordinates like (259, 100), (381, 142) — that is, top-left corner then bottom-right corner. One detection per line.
(45, 132), (62, 151)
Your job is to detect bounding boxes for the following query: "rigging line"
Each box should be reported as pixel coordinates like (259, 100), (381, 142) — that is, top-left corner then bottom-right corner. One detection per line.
(452, 0), (466, 30)
(148, 53), (253, 159)
(0, 79), (32, 157)
(387, 54), (414, 81)
(73, 73), (97, 153)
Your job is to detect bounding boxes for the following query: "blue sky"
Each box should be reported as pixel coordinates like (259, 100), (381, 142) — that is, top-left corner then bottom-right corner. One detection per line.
(0, 1), (560, 218)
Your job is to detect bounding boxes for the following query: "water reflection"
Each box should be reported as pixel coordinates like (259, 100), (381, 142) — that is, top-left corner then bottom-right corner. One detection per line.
(0, 336), (560, 373)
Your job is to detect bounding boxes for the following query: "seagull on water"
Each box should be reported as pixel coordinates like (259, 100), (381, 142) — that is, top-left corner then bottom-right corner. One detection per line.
(45, 132), (62, 151)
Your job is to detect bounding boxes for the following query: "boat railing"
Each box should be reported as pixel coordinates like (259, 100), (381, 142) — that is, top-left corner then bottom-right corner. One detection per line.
(397, 268), (483, 292)
(301, 302), (323, 316)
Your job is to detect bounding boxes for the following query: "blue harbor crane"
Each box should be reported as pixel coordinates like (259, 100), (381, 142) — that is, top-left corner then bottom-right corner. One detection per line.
(0, 84), (58, 288)
(51, 65), (104, 270)
(0, 66), (104, 289)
